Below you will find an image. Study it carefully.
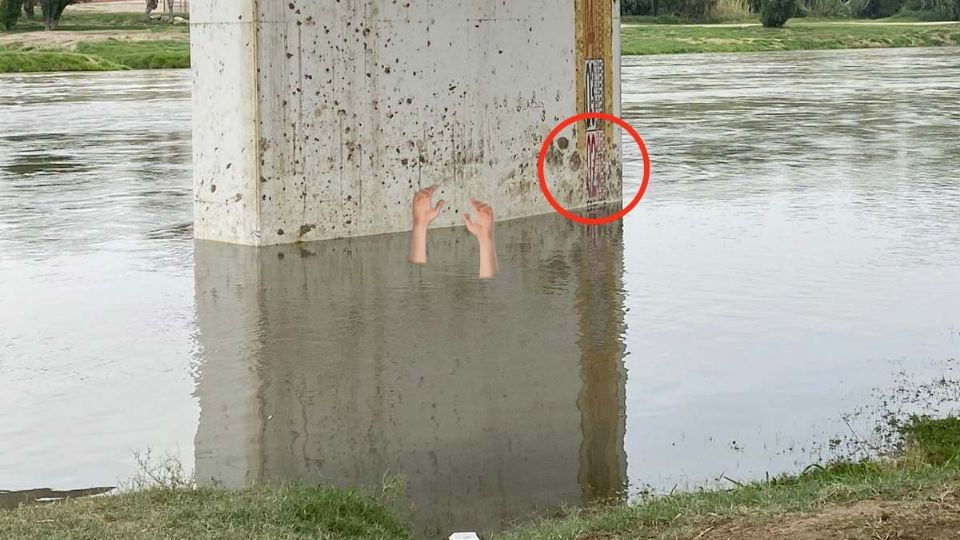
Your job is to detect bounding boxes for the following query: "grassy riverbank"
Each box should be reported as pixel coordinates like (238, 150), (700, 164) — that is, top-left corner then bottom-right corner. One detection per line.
(621, 20), (960, 54)
(3, 417), (960, 539)
(501, 416), (960, 540)
(0, 40), (189, 71)
(0, 12), (189, 72)
(0, 484), (414, 540)
(1, 13), (959, 73)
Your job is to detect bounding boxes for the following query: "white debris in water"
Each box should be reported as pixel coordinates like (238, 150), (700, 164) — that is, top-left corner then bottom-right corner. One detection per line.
(449, 533), (481, 540)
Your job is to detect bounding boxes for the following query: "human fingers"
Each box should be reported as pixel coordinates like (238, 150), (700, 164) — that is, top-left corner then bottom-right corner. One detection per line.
(433, 199), (445, 213)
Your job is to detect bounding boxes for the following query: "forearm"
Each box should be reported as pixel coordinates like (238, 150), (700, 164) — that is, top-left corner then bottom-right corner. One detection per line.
(477, 236), (499, 279)
(408, 224), (428, 264)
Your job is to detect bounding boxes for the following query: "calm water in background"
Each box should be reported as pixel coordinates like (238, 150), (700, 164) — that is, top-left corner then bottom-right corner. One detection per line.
(1, 47), (959, 536)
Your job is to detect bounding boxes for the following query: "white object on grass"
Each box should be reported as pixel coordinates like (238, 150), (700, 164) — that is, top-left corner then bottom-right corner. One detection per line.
(449, 533), (481, 540)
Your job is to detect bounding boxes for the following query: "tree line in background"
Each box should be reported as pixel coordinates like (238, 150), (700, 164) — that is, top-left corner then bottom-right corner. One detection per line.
(1, 0), (957, 33)
(622, 0), (960, 22)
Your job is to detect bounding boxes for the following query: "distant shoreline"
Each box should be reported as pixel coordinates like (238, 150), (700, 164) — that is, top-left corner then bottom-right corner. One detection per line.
(1, 12), (958, 72)
(621, 19), (960, 55)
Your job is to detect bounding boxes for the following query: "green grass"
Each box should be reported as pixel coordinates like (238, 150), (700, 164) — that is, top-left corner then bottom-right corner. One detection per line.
(620, 14), (932, 24)
(7, 11), (187, 34)
(2, 417), (960, 539)
(0, 40), (189, 72)
(0, 11), (189, 72)
(622, 14), (757, 24)
(0, 485), (412, 540)
(621, 20), (960, 54)
(76, 40), (189, 68)
(0, 47), (120, 71)
(901, 416), (960, 466)
(497, 416), (960, 539)
(2, 13), (959, 73)
(497, 463), (960, 539)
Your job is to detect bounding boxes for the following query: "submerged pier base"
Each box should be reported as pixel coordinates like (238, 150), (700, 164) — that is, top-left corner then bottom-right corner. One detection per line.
(191, 0), (622, 245)
(192, 210), (628, 534)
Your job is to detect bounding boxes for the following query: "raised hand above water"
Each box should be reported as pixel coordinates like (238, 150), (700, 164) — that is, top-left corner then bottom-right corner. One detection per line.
(464, 199), (499, 279)
(408, 185), (445, 265)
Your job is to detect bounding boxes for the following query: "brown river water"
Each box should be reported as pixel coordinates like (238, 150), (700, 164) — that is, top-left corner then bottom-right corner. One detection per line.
(1, 47), (959, 537)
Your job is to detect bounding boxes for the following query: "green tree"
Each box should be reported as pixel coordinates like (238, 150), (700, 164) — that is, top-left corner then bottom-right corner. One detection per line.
(859, 0), (905, 17)
(1, 0), (85, 31)
(761, 0), (797, 25)
(902, 0), (960, 19)
(39, 0), (70, 29)
(1, 0), (24, 30)
(622, 0), (658, 15)
(622, 0), (725, 17)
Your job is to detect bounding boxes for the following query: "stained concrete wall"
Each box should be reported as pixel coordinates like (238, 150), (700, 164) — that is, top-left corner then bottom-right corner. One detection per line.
(191, 0), (622, 245)
(192, 212), (627, 535)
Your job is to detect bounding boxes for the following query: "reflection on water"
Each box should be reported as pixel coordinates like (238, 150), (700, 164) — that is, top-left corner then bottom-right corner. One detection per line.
(1, 46), (959, 537)
(193, 212), (627, 536)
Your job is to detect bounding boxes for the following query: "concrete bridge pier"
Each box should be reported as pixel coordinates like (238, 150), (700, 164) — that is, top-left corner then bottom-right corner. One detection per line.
(191, 0), (621, 246)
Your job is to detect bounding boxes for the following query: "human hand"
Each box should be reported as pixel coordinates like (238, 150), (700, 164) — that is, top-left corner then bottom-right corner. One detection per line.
(463, 199), (494, 241)
(412, 185), (445, 229)
(409, 185), (444, 265)
(464, 199), (498, 279)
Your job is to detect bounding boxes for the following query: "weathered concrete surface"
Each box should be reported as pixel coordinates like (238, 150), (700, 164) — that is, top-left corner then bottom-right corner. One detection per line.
(191, 0), (622, 245)
(192, 211), (627, 534)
